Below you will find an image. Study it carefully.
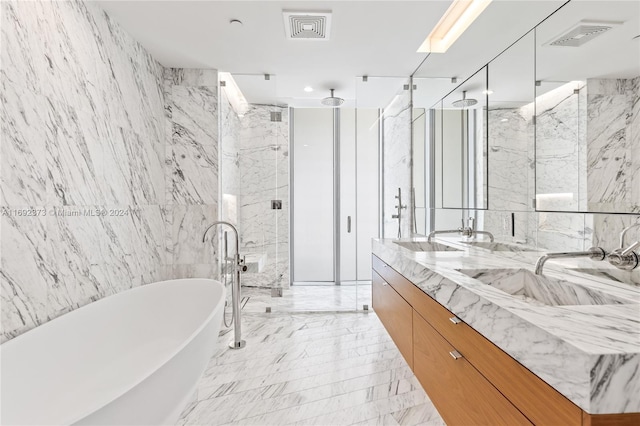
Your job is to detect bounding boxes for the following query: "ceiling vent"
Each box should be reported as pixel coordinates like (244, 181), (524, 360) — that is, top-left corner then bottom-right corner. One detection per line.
(283, 11), (332, 40)
(546, 20), (621, 47)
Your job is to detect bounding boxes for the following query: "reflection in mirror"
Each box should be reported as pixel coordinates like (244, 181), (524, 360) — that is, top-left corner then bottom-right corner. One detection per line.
(487, 31), (535, 213)
(437, 67), (488, 210)
(535, 0), (640, 213)
(412, 107), (426, 235)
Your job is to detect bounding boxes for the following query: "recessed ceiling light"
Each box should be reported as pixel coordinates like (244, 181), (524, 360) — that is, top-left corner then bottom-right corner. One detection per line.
(304, 86), (314, 92)
(501, 118), (508, 122)
(417, 0), (492, 53)
(483, 89), (493, 95)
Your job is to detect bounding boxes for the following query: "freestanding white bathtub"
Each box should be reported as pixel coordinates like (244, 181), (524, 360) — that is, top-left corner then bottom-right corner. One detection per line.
(1, 278), (225, 425)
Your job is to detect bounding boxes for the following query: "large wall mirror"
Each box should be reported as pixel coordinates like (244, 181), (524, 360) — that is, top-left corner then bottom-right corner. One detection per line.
(434, 67), (489, 210)
(487, 31), (535, 213)
(535, 0), (640, 214)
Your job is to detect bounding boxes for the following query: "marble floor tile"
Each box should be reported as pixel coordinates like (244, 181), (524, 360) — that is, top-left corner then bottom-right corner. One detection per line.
(178, 303), (444, 426)
(240, 285), (372, 313)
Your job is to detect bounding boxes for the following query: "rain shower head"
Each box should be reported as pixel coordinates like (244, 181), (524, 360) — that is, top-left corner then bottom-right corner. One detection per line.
(321, 89), (344, 107)
(452, 90), (478, 108)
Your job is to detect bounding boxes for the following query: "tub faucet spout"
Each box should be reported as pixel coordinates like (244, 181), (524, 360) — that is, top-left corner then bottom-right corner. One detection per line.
(203, 221), (246, 350)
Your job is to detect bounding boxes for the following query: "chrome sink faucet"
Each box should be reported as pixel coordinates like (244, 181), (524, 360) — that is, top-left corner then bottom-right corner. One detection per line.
(534, 247), (606, 275)
(607, 223), (640, 270)
(427, 217), (495, 242)
(618, 223), (640, 249)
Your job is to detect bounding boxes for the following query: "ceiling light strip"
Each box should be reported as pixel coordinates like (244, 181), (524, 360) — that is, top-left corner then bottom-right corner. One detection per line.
(417, 0), (492, 53)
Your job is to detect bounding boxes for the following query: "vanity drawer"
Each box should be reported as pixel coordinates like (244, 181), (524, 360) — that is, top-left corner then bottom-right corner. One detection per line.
(372, 255), (417, 302)
(413, 310), (532, 426)
(409, 273), (583, 426)
(372, 271), (413, 369)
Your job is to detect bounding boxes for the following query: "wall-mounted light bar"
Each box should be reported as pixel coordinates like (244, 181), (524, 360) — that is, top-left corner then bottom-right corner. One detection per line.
(417, 0), (492, 53)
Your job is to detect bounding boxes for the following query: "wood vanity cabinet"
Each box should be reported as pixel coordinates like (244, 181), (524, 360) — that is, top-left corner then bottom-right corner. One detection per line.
(372, 255), (640, 426)
(372, 271), (413, 368)
(412, 310), (532, 425)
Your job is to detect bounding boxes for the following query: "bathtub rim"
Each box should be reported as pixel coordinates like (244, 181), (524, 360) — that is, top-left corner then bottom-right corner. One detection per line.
(1, 278), (225, 425)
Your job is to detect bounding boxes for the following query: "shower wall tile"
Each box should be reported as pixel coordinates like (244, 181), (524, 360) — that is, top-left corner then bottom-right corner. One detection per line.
(220, 88), (242, 220)
(383, 87), (412, 239)
(236, 105), (290, 289)
(534, 84), (582, 211)
(487, 108), (532, 212)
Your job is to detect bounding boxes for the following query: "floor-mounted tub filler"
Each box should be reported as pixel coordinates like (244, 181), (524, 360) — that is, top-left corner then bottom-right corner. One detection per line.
(1, 279), (225, 425)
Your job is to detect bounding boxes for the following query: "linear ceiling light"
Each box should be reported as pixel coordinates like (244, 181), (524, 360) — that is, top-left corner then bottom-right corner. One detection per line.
(417, 0), (492, 53)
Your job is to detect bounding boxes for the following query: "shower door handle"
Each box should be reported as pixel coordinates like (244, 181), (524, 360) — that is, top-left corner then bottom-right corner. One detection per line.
(347, 216), (352, 233)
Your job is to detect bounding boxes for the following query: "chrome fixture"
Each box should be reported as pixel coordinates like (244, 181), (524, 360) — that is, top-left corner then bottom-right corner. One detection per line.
(203, 221), (247, 350)
(452, 90), (478, 108)
(534, 247), (606, 275)
(608, 241), (640, 271)
(427, 217), (494, 242)
(604, 223), (640, 270)
(391, 187), (407, 238)
(321, 89), (344, 107)
(618, 223), (640, 250)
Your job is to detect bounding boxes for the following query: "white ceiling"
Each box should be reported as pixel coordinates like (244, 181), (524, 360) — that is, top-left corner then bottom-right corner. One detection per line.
(97, 0), (569, 108)
(414, 0), (640, 110)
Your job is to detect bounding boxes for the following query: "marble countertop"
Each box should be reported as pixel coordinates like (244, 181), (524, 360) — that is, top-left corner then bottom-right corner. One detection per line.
(372, 237), (640, 414)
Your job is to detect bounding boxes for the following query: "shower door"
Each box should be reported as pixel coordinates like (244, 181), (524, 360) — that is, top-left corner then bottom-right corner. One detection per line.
(291, 107), (379, 291)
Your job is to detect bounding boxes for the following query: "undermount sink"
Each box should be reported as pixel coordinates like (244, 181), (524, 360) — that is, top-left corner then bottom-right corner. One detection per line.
(394, 241), (460, 252)
(457, 268), (633, 306)
(460, 241), (531, 252)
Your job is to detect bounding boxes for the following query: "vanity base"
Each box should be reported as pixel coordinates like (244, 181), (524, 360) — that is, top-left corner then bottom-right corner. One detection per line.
(372, 255), (640, 425)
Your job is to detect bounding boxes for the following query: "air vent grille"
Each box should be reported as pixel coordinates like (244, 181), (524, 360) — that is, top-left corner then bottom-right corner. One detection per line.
(283, 11), (332, 40)
(547, 21), (619, 47)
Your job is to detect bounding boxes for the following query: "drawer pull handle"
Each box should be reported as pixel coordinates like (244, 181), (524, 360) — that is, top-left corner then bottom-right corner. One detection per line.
(449, 350), (463, 360)
(449, 317), (462, 324)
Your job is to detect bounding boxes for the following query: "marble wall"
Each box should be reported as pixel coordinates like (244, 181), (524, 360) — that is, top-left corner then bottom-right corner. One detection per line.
(383, 86), (413, 239)
(219, 95), (290, 289)
(237, 105), (290, 289)
(586, 77), (640, 213)
(0, 0), (167, 342)
(534, 82), (584, 211)
(432, 77), (640, 278)
(0, 1), (221, 342)
(163, 69), (219, 279)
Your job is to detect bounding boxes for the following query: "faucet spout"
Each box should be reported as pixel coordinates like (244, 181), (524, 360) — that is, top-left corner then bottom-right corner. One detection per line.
(619, 223), (640, 249)
(534, 247), (606, 275)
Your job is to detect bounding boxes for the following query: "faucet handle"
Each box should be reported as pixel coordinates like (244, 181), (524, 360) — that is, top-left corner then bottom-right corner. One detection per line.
(607, 243), (638, 270)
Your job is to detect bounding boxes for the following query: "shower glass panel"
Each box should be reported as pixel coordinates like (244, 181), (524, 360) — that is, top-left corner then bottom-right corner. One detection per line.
(291, 103), (379, 312)
(219, 73), (289, 292)
(292, 108), (335, 283)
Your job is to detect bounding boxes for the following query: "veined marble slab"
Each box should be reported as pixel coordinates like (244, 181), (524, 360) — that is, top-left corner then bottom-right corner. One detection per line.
(373, 237), (640, 414)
